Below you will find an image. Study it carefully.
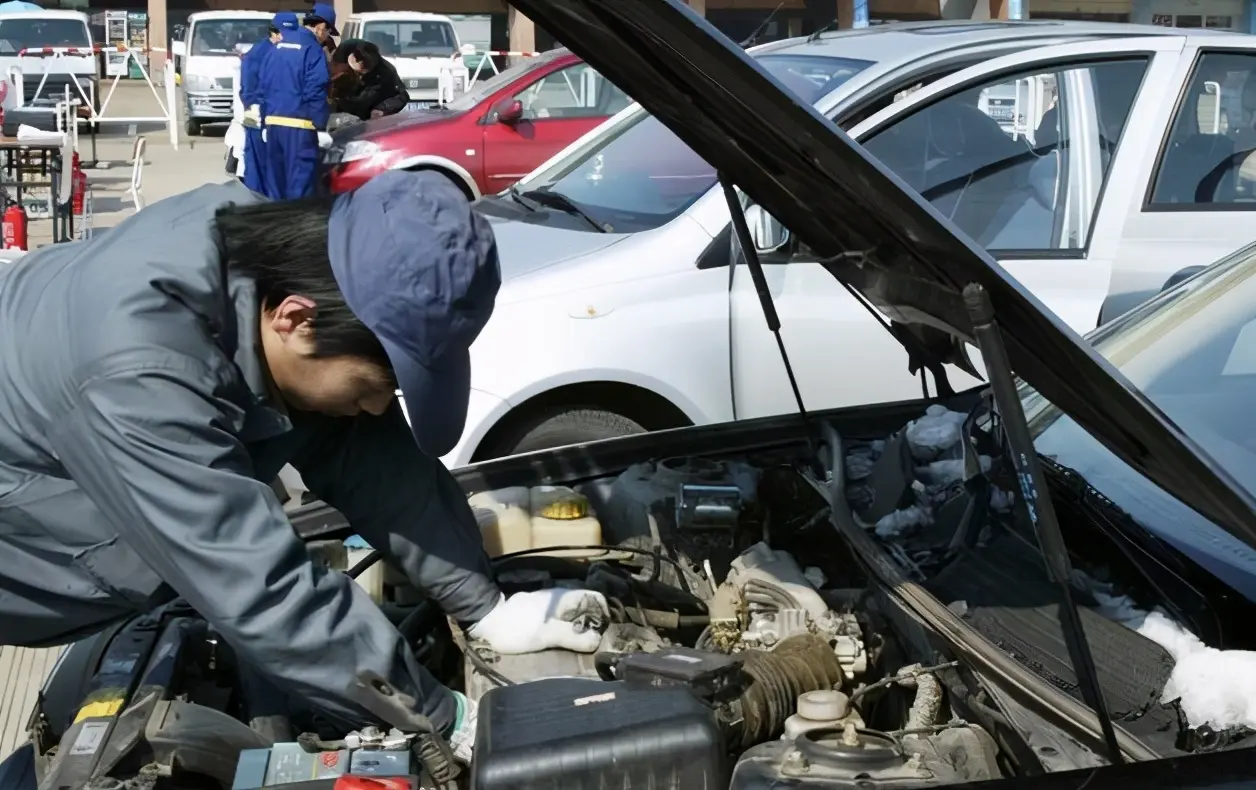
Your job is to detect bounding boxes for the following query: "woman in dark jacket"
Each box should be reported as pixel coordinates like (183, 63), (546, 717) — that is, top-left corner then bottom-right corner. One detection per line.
(331, 39), (410, 120)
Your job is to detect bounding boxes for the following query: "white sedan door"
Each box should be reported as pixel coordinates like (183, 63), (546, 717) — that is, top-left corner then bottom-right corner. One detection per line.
(729, 37), (1186, 420)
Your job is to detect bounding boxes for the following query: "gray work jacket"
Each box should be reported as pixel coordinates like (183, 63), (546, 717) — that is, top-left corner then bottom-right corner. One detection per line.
(0, 180), (498, 726)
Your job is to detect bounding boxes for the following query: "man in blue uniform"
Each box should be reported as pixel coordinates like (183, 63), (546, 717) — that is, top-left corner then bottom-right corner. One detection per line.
(240, 12), (298, 194)
(258, 3), (336, 198)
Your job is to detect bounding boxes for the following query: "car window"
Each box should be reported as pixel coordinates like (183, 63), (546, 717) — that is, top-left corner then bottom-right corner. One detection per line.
(520, 54), (873, 233)
(362, 20), (458, 58)
(1022, 242), (1256, 598)
(513, 63), (629, 121)
(0, 18), (91, 53)
(862, 58), (1147, 252)
(1148, 52), (1256, 207)
(187, 19), (270, 56)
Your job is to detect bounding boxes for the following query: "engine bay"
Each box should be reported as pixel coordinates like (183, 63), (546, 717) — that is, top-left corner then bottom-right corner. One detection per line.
(29, 397), (1252, 790)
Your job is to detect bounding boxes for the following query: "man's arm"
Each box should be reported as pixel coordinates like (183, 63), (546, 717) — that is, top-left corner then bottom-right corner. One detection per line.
(49, 355), (456, 727)
(373, 66), (410, 116)
(289, 402), (501, 624)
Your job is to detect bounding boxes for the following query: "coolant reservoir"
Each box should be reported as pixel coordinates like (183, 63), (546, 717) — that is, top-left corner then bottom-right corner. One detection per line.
(530, 486), (603, 557)
(469, 487), (533, 557)
(782, 690), (854, 741)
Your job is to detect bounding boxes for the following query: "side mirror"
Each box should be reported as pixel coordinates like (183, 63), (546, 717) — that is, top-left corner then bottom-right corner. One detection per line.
(495, 99), (524, 125)
(1161, 265), (1205, 293)
(171, 40), (186, 59)
(744, 204), (790, 252)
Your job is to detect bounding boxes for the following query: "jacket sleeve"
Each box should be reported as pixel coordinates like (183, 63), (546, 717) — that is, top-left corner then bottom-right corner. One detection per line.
(240, 53), (256, 107)
(374, 67), (410, 115)
(48, 356), (446, 725)
(288, 402), (501, 624)
(302, 41), (332, 129)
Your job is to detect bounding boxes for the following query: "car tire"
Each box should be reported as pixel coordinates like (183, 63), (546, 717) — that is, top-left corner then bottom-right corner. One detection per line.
(185, 118), (201, 137)
(503, 408), (647, 457)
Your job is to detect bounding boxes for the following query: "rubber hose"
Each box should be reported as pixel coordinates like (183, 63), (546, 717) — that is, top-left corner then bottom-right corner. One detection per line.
(622, 607), (710, 630)
(735, 634), (844, 749)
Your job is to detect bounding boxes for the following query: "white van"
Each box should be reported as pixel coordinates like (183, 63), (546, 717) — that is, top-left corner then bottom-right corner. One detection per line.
(339, 12), (467, 110)
(0, 11), (95, 110)
(173, 10), (271, 136)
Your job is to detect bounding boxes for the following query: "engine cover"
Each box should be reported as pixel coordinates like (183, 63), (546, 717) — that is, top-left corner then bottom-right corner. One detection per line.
(472, 678), (726, 790)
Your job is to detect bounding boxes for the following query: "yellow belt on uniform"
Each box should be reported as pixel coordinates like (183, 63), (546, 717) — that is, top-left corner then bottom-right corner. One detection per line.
(265, 115), (317, 130)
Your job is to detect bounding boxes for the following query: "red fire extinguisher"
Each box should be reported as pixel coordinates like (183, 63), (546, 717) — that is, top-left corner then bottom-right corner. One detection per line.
(3, 203), (27, 251)
(70, 152), (87, 218)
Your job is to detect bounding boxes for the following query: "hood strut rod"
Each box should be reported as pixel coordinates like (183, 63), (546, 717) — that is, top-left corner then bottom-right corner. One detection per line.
(720, 176), (809, 423)
(963, 283), (1123, 766)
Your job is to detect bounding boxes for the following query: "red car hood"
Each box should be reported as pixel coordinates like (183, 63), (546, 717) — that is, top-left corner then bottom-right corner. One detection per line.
(330, 106), (468, 144)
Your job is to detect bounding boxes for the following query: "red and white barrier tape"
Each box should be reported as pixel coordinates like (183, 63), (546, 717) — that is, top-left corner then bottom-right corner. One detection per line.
(17, 44), (151, 57)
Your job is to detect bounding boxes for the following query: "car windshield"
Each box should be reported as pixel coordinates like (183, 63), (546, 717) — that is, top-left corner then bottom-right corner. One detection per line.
(363, 20), (457, 58)
(1024, 244), (1256, 602)
(0, 18), (89, 53)
(190, 19), (271, 56)
(519, 54), (874, 232)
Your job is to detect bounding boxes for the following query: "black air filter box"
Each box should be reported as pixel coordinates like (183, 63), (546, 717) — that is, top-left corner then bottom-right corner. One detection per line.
(471, 677), (726, 790)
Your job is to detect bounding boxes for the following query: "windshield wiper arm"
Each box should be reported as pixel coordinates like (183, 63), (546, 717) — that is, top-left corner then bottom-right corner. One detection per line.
(518, 188), (606, 233)
(507, 185), (538, 212)
(963, 283), (1124, 767)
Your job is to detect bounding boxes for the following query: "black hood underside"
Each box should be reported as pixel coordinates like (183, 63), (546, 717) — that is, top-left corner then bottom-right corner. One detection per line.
(505, 0), (1256, 550)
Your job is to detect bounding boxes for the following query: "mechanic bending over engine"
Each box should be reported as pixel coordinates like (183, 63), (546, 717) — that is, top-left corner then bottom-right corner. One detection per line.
(331, 39), (410, 121)
(0, 169), (610, 764)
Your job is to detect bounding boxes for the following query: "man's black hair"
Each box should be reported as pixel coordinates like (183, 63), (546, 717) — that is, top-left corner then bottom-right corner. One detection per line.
(214, 197), (394, 375)
(268, 24), (279, 35)
(304, 14), (326, 28)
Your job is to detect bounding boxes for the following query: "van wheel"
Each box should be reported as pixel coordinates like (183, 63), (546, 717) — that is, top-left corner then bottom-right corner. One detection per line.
(498, 408), (647, 458)
(185, 118), (201, 137)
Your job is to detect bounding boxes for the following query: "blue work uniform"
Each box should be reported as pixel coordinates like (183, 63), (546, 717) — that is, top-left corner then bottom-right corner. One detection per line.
(239, 38), (275, 194)
(257, 27), (330, 199)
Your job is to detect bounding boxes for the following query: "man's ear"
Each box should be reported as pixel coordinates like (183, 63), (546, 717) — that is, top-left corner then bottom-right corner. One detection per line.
(268, 295), (318, 340)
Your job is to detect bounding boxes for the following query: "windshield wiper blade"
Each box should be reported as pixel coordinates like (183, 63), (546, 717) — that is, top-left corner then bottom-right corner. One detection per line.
(963, 283), (1124, 767)
(518, 188), (607, 232)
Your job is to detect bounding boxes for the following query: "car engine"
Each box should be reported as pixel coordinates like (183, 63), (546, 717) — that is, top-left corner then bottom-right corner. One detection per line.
(442, 454), (1004, 789)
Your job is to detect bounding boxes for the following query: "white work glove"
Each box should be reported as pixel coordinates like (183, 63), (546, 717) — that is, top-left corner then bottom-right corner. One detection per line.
(243, 103), (261, 129)
(467, 589), (610, 654)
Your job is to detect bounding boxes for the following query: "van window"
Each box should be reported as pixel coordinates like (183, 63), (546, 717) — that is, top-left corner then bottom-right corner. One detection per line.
(0, 18), (90, 53)
(520, 54), (873, 233)
(363, 20), (457, 58)
(190, 19), (271, 56)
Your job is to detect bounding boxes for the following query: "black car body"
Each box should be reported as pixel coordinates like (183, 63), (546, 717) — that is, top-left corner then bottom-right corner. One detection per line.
(10, 2), (1256, 789)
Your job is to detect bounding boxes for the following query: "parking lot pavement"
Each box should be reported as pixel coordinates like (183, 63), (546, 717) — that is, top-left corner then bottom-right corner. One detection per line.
(2, 82), (229, 758)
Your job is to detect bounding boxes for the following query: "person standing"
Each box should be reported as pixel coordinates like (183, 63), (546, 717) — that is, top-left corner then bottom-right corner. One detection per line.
(239, 12), (298, 194)
(257, 4), (336, 199)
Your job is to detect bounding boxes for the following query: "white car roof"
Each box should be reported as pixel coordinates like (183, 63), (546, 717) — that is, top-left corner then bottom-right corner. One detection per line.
(186, 10), (273, 22)
(756, 19), (1226, 67)
(0, 10), (88, 22)
(349, 12), (455, 23)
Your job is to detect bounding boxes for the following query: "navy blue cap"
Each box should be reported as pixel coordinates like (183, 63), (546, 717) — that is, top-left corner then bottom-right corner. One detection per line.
(328, 170), (500, 457)
(272, 11), (299, 31)
(307, 2), (339, 35)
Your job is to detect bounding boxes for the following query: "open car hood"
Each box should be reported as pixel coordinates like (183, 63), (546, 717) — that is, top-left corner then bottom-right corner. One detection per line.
(506, 0), (1256, 551)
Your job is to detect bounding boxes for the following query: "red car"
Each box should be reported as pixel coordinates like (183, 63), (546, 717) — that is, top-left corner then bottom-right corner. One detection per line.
(323, 49), (632, 197)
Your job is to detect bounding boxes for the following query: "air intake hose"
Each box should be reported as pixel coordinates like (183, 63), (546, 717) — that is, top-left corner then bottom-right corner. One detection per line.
(734, 634), (844, 749)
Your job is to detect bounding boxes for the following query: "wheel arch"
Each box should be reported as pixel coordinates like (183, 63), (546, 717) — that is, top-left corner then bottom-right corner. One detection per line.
(470, 379), (696, 462)
(392, 154), (481, 199)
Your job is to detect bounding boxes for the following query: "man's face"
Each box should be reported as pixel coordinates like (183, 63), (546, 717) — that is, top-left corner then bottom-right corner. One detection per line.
(310, 22), (329, 43)
(270, 31), (282, 43)
(260, 295), (398, 417)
